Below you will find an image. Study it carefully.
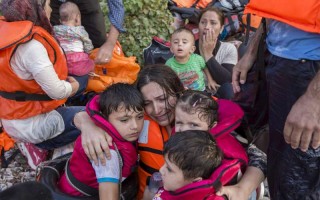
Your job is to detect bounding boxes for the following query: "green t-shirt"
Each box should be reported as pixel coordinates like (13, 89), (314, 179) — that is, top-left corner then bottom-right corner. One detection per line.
(165, 54), (206, 91)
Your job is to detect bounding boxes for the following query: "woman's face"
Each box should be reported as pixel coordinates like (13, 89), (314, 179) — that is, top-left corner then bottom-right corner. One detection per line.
(44, 0), (52, 19)
(140, 82), (177, 127)
(198, 11), (223, 40)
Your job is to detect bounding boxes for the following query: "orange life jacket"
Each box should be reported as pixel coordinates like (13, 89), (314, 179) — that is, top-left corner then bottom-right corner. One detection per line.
(87, 42), (140, 93)
(172, 0), (213, 9)
(0, 20), (68, 120)
(244, 0), (320, 33)
(137, 115), (169, 200)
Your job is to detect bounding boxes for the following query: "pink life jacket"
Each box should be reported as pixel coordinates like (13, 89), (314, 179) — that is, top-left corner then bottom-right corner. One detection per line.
(155, 99), (248, 200)
(61, 95), (138, 196)
(86, 95), (138, 179)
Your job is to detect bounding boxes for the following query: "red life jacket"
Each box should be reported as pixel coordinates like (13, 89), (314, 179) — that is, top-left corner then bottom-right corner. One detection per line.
(155, 99), (248, 200)
(245, 0), (320, 33)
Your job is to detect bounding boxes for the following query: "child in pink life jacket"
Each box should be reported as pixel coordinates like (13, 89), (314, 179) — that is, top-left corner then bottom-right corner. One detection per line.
(58, 83), (145, 199)
(153, 90), (248, 200)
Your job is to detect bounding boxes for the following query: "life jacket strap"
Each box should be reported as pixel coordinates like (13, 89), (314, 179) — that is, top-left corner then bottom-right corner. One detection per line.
(0, 91), (52, 101)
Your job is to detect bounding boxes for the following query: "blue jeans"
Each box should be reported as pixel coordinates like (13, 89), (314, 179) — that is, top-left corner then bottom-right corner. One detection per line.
(36, 106), (85, 150)
(266, 53), (320, 199)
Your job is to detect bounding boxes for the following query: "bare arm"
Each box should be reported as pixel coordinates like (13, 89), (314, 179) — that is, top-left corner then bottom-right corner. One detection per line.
(74, 111), (113, 165)
(99, 182), (119, 200)
(232, 22), (264, 93)
(284, 71), (320, 151)
(204, 68), (220, 91)
(95, 24), (119, 64)
(217, 167), (265, 200)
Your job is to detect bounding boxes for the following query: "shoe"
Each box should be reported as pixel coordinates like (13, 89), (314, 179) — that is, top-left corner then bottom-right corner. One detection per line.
(51, 142), (74, 160)
(17, 142), (48, 170)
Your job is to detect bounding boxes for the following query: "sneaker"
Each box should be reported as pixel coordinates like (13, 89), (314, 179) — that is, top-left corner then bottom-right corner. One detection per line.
(17, 142), (48, 170)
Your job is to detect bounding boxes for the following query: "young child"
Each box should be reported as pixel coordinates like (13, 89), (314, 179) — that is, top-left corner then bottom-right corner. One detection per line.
(54, 2), (94, 77)
(152, 90), (249, 199)
(175, 90), (219, 132)
(165, 28), (218, 91)
(158, 130), (223, 195)
(58, 83), (145, 200)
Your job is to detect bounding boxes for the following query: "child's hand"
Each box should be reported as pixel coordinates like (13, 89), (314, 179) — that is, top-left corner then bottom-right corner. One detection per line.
(207, 79), (220, 92)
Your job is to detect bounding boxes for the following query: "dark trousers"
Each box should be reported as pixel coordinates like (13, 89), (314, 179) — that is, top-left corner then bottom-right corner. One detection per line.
(266, 53), (320, 200)
(50, 0), (106, 48)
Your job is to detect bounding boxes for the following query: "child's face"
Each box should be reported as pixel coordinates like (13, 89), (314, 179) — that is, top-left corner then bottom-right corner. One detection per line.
(159, 155), (193, 191)
(170, 31), (196, 60)
(175, 105), (210, 132)
(108, 105), (144, 142)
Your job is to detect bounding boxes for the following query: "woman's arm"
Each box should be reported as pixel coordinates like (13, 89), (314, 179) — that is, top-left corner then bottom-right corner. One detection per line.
(217, 144), (266, 199)
(74, 111), (113, 165)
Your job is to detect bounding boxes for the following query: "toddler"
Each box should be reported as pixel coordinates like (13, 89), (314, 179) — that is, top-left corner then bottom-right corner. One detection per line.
(58, 83), (145, 200)
(165, 28), (218, 91)
(54, 2), (94, 77)
(157, 130), (223, 195)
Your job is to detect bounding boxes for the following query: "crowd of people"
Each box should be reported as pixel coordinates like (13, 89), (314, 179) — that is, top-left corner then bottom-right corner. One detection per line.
(0, 0), (319, 200)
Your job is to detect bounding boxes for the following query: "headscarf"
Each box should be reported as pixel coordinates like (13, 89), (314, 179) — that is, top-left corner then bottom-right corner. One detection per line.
(0, 0), (53, 34)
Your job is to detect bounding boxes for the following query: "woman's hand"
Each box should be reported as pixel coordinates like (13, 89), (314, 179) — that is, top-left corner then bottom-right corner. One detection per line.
(217, 185), (250, 200)
(67, 76), (79, 96)
(74, 112), (113, 165)
(199, 28), (218, 62)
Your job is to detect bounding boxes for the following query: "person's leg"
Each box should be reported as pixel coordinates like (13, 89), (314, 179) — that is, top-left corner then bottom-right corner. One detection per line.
(50, 0), (63, 26)
(36, 106), (84, 150)
(266, 55), (320, 199)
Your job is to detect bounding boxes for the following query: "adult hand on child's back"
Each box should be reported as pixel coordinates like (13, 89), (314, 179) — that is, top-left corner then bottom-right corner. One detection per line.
(284, 93), (320, 151)
(74, 112), (113, 166)
(216, 185), (249, 200)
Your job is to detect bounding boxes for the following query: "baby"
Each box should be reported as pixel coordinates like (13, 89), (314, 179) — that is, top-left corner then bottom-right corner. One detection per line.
(54, 1), (94, 77)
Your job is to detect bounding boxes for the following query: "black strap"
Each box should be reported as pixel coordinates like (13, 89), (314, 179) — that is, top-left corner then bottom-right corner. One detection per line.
(138, 146), (163, 155)
(0, 91), (52, 101)
(139, 160), (158, 175)
(65, 159), (99, 197)
(191, 0), (201, 8)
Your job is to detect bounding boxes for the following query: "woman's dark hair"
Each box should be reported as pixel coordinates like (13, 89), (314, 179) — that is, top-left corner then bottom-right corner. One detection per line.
(136, 64), (185, 100)
(99, 83), (144, 118)
(164, 130), (223, 180)
(0, 0), (53, 34)
(177, 90), (218, 128)
(198, 6), (225, 26)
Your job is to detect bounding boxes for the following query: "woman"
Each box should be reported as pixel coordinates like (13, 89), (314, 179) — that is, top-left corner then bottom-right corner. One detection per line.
(78, 65), (266, 200)
(0, 0), (83, 169)
(196, 7), (238, 99)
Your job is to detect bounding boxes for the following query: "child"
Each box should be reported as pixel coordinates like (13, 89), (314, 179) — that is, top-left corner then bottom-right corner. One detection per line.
(58, 83), (145, 200)
(152, 90), (249, 199)
(175, 90), (219, 132)
(165, 28), (218, 91)
(54, 2), (94, 77)
(158, 130), (223, 195)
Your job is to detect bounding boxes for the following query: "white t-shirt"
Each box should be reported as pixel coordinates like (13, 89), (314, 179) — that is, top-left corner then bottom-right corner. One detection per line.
(2, 39), (72, 143)
(215, 42), (238, 65)
(92, 150), (126, 183)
